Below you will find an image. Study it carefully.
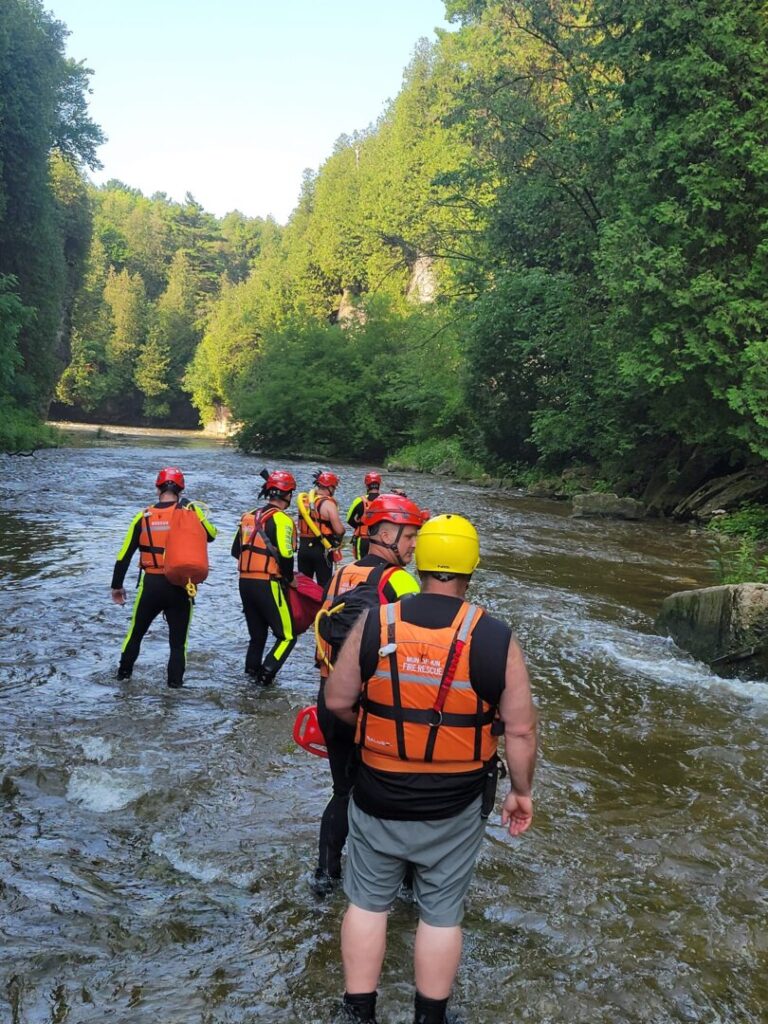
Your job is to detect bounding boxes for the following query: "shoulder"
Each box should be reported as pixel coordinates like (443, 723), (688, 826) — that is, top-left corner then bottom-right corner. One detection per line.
(472, 608), (512, 643)
(273, 509), (294, 527)
(386, 568), (420, 598)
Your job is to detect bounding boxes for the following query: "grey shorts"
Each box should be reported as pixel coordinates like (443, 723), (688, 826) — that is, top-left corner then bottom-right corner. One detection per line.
(343, 796), (485, 927)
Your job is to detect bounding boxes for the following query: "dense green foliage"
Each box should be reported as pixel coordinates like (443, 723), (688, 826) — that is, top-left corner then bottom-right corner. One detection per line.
(182, 0), (768, 485)
(0, 0), (103, 448)
(55, 185), (279, 423)
(5, 0), (768, 494)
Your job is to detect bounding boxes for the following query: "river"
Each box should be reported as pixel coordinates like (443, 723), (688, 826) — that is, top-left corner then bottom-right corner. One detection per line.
(1, 428), (766, 1023)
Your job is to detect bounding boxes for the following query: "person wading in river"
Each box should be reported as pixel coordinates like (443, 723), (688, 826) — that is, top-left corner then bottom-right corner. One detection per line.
(325, 514), (537, 1024)
(111, 467), (217, 688)
(346, 472), (382, 559)
(313, 493), (423, 897)
(231, 469), (298, 686)
(297, 470), (346, 588)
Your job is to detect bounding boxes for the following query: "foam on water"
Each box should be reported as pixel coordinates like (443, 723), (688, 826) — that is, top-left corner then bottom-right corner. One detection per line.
(66, 765), (149, 811)
(151, 832), (258, 888)
(586, 633), (768, 704)
(79, 736), (115, 763)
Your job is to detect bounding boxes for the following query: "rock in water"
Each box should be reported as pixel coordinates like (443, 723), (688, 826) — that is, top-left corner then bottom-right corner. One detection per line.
(656, 584), (768, 680)
(571, 493), (646, 520)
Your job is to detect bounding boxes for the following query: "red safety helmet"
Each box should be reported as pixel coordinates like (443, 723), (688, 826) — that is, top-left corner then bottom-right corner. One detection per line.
(364, 493), (425, 529)
(155, 467), (185, 490)
(364, 471), (382, 488)
(314, 470), (340, 489)
(266, 470), (296, 493)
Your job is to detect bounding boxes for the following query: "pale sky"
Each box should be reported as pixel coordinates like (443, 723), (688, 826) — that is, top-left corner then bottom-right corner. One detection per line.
(48, 0), (451, 223)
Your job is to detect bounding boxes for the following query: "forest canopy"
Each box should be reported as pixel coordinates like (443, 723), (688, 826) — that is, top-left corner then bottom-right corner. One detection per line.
(4, 0), (768, 493)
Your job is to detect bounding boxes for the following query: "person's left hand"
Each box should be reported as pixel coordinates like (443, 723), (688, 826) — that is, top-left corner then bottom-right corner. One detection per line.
(501, 792), (533, 836)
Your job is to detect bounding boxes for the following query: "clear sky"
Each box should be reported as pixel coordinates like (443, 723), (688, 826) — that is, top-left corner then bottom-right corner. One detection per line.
(48, 0), (450, 223)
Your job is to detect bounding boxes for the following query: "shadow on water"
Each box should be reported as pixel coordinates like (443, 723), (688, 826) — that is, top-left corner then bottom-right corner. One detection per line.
(1, 433), (767, 1022)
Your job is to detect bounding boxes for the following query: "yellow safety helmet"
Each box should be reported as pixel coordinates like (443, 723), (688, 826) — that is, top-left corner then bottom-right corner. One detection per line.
(415, 514), (480, 576)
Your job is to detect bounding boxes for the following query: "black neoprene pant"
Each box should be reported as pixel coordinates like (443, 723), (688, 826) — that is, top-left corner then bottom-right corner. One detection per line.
(120, 573), (192, 686)
(238, 577), (296, 677)
(297, 540), (333, 588)
(316, 681), (357, 878)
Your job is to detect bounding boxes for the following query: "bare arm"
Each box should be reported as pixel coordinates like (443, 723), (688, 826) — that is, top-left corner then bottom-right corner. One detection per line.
(322, 497), (346, 538)
(324, 613), (366, 727)
(499, 637), (537, 836)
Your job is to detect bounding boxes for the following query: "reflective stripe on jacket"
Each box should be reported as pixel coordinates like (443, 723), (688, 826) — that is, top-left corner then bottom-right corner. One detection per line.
(138, 504), (177, 573)
(357, 600), (498, 773)
(238, 507), (281, 579)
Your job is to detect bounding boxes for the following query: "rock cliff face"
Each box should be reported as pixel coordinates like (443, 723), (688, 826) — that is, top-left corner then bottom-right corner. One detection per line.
(641, 446), (768, 519)
(203, 404), (237, 437)
(656, 584), (768, 680)
(670, 469), (768, 520)
(406, 255), (437, 304)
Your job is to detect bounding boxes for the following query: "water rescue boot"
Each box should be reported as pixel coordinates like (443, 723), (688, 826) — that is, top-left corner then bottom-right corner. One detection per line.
(332, 994), (378, 1022)
(311, 867), (341, 898)
(257, 667), (276, 687)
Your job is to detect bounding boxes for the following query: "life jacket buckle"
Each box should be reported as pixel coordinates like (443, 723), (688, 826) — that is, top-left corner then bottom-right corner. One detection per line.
(429, 708), (443, 728)
(378, 642), (397, 657)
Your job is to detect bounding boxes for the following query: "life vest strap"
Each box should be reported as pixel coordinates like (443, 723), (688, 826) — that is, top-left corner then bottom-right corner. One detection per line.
(362, 698), (495, 729)
(139, 544), (165, 555)
(361, 748), (486, 775)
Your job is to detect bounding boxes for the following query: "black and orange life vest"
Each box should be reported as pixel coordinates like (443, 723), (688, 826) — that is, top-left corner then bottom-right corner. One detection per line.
(316, 561), (397, 675)
(138, 503), (178, 574)
(238, 507), (282, 580)
(298, 492), (338, 541)
(356, 600), (498, 774)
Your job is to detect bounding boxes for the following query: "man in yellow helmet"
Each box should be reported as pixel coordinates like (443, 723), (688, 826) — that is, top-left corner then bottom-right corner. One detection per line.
(325, 514), (537, 1024)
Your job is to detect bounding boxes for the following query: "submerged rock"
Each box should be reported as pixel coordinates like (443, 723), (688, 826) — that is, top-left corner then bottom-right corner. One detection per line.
(571, 492), (646, 520)
(656, 584), (768, 680)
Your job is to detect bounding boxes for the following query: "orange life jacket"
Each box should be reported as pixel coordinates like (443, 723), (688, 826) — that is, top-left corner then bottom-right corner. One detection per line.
(352, 496), (371, 543)
(138, 503), (177, 574)
(357, 600), (498, 774)
(298, 493), (338, 540)
(316, 561), (397, 675)
(238, 507), (282, 580)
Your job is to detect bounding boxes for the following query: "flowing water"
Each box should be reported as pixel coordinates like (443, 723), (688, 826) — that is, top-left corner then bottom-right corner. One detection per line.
(1, 428), (766, 1024)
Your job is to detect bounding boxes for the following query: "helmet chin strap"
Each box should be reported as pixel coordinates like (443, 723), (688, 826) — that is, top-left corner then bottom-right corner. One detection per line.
(371, 525), (407, 566)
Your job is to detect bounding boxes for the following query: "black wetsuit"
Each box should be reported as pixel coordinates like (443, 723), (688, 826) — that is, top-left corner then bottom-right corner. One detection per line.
(315, 556), (420, 880)
(112, 498), (216, 687)
(231, 505), (297, 680)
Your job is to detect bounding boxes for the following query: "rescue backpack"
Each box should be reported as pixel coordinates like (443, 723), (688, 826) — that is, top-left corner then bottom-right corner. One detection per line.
(163, 502), (209, 591)
(315, 562), (399, 668)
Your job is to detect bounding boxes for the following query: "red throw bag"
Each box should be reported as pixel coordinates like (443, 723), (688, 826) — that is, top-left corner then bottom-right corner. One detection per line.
(164, 506), (209, 587)
(287, 572), (324, 634)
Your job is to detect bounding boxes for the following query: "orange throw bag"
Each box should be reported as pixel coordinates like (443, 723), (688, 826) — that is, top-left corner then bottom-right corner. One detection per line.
(164, 506), (209, 588)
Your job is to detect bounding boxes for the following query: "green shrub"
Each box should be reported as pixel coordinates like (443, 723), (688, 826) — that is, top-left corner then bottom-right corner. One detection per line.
(707, 534), (768, 585)
(388, 438), (485, 479)
(706, 504), (768, 542)
(0, 405), (60, 452)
